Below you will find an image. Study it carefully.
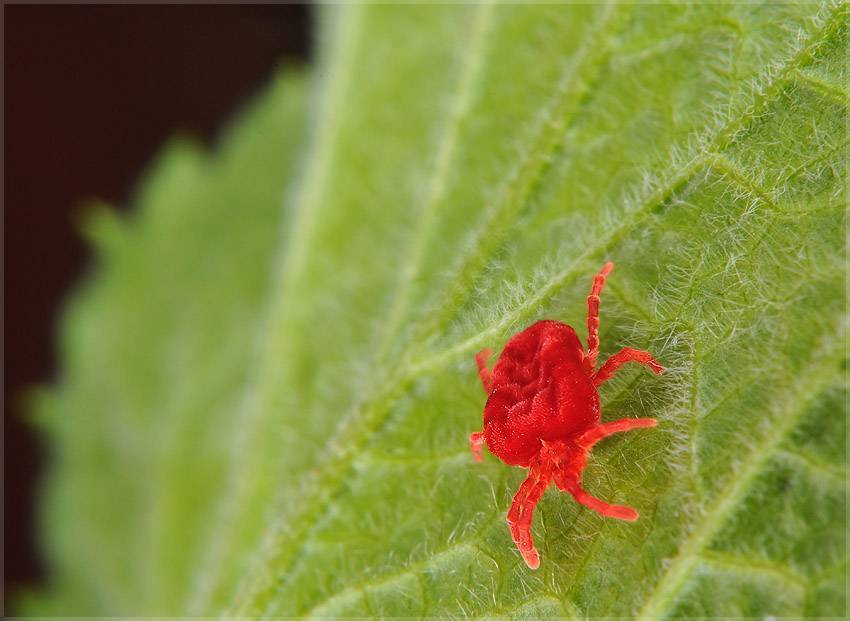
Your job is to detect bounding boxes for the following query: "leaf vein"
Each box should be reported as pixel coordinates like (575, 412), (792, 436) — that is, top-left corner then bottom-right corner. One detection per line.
(377, 2), (496, 357)
(184, 8), (368, 614)
(227, 5), (845, 615)
(636, 340), (843, 618)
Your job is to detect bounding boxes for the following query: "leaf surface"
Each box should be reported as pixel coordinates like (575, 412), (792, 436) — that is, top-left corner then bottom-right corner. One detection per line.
(32, 3), (846, 618)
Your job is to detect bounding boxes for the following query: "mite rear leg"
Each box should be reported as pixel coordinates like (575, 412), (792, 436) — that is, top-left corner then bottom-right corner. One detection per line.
(506, 466), (551, 569)
(585, 262), (614, 371)
(475, 348), (494, 392)
(469, 431), (485, 463)
(594, 347), (663, 386)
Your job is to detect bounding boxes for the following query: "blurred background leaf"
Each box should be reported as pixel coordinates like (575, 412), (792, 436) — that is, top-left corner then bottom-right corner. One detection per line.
(30, 3), (845, 617)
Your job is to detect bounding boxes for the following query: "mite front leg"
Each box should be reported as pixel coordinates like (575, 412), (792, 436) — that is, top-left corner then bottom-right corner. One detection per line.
(579, 418), (657, 448)
(475, 348), (494, 392)
(555, 418), (656, 521)
(471, 349), (494, 463)
(558, 478), (639, 521)
(594, 347), (663, 386)
(506, 466), (551, 569)
(469, 431), (485, 463)
(585, 262), (614, 371)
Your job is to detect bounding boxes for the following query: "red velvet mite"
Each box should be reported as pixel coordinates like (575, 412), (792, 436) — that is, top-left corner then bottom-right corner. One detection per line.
(469, 262), (663, 569)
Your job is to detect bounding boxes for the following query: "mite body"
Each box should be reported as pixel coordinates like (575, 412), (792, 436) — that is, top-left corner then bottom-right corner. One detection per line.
(470, 262), (663, 569)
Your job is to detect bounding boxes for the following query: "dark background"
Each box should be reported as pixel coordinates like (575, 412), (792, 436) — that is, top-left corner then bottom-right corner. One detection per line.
(4, 4), (311, 609)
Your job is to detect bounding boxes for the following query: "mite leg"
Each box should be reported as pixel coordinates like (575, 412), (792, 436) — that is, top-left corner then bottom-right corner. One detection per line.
(585, 262), (614, 370)
(506, 466), (551, 569)
(594, 347), (663, 387)
(556, 418), (656, 520)
(579, 417), (657, 447)
(558, 478), (639, 521)
(469, 431), (485, 463)
(475, 348), (494, 392)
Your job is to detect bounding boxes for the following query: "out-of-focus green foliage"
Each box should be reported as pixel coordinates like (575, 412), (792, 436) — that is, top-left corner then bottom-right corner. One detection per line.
(31, 3), (846, 617)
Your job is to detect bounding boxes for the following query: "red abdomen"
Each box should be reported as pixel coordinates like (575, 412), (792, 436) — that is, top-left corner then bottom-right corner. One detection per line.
(483, 320), (599, 466)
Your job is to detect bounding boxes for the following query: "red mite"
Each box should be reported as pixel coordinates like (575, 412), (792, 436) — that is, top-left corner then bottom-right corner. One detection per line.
(469, 262), (663, 569)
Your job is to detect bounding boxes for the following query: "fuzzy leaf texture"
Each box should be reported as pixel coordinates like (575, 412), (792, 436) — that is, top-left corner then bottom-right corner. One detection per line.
(29, 3), (847, 618)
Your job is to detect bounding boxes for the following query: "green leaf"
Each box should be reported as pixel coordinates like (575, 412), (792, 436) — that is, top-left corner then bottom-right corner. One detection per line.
(31, 3), (846, 618)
